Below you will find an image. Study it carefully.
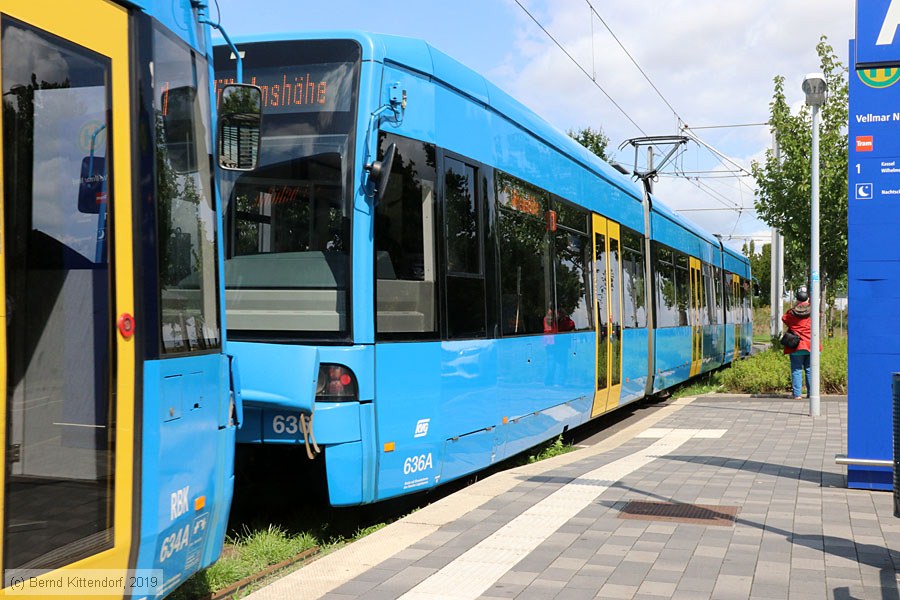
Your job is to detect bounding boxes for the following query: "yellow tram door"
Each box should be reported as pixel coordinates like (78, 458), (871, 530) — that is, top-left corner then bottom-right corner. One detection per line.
(591, 216), (623, 417)
(732, 274), (741, 360)
(0, 1), (136, 593)
(689, 258), (703, 377)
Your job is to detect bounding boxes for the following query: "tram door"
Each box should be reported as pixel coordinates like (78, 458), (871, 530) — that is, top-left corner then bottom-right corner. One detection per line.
(0, 0), (135, 583)
(591, 216), (623, 417)
(689, 258), (703, 377)
(731, 274), (741, 360)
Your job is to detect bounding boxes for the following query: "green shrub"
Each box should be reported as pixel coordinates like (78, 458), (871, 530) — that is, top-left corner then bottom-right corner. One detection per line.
(528, 435), (574, 463)
(820, 337), (848, 393)
(720, 337), (847, 394)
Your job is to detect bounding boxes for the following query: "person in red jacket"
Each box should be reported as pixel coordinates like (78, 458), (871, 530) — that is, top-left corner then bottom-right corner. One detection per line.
(782, 287), (812, 399)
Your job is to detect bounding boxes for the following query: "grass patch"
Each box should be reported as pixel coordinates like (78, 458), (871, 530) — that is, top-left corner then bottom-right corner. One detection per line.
(169, 525), (321, 599)
(752, 306), (771, 339)
(671, 372), (724, 398)
(719, 336), (847, 395)
(527, 435), (575, 463)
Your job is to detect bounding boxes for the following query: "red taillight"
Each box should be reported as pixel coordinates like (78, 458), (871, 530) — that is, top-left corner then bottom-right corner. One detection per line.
(316, 364), (358, 402)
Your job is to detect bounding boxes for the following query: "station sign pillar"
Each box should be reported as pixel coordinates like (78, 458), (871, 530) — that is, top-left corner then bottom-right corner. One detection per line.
(847, 0), (900, 489)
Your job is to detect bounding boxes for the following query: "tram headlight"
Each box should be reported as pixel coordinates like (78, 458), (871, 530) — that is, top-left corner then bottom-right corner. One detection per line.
(315, 364), (358, 402)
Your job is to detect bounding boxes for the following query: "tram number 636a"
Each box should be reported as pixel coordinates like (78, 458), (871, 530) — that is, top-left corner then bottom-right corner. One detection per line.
(403, 453), (433, 475)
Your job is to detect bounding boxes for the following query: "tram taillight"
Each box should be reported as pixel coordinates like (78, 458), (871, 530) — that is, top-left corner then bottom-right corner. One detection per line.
(316, 364), (358, 402)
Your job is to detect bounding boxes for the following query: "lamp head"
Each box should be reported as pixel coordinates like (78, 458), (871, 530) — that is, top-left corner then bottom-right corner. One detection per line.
(802, 73), (827, 107)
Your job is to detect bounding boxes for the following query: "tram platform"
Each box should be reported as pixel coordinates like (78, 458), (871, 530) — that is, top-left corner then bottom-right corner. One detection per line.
(245, 394), (900, 600)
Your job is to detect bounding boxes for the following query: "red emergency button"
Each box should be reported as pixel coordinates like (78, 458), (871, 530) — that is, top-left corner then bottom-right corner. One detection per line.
(118, 313), (135, 338)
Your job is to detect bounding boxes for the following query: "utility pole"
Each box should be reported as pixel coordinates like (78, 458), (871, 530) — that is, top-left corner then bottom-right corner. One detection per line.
(770, 132), (784, 337)
(803, 73), (826, 418)
(770, 228), (778, 337)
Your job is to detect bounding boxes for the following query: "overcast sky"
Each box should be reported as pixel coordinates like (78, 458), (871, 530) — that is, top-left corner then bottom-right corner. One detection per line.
(214, 0), (854, 251)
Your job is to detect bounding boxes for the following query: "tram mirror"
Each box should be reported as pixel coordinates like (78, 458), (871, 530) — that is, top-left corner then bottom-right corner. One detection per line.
(218, 84), (262, 171)
(160, 85), (198, 174)
(77, 156), (106, 214)
(754, 283), (761, 297)
(368, 142), (397, 204)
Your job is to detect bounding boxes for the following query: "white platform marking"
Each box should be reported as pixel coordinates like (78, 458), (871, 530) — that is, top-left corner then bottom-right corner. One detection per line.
(637, 427), (726, 439)
(398, 428), (725, 600)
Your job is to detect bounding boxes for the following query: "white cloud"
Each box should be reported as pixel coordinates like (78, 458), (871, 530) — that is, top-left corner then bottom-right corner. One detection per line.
(490, 0), (853, 241)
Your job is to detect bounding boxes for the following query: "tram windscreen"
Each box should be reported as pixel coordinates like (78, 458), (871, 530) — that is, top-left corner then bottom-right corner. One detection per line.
(214, 39), (360, 339)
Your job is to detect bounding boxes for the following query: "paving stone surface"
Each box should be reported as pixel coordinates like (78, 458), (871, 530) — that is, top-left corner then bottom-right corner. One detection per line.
(250, 395), (900, 600)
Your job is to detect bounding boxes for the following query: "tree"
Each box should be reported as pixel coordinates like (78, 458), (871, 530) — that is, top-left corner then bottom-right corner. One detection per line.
(741, 241), (771, 308)
(751, 37), (848, 311)
(568, 126), (610, 161)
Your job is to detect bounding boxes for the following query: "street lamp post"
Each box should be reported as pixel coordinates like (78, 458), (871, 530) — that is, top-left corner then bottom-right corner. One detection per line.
(803, 73), (826, 417)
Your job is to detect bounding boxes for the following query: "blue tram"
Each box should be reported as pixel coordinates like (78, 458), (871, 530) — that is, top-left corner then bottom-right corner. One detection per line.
(213, 32), (752, 506)
(0, 1), (259, 597)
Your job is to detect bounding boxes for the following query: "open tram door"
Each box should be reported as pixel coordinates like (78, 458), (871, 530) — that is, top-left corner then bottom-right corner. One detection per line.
(591, 215), (623, 417)
(689, 257), (703, 377)
(0, 0), (137, 590)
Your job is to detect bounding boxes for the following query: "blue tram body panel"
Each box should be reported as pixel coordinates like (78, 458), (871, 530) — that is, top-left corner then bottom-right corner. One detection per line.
(651, 208), (716, 262)
(137, 354), (235, 594)
(621, 329), (650, 403)
(128, 3), (240, 596)
(653, 328), (695, 391)
(373, 341), (446, 500)
(212, 30), (751, 508)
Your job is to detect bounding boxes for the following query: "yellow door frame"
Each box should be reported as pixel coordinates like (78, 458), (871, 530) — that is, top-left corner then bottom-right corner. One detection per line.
(591, 215), (608, 417)
(732, 274), (741, 360)
(591, 215), (623, 417)
(605, 221), (623, 413)
(689, 257), (702, 377)
(0, 0), (135, 591)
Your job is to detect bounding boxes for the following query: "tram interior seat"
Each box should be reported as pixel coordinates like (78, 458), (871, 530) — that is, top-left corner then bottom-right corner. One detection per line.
(376, 250), (433, 333)
(223, 251), (347, 331)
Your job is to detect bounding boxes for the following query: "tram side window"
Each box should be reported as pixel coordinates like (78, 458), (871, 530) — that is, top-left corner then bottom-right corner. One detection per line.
(697, 264), (709, 327)
(621, 227), (646, 328)
(723, 271), (732, 323)
(444, 156), (486, 338)
(497, 172), (551, 336)
(375, 133), (438, 337)
(654, 243), (677, 328)
(703, 263), (717, 325)
(552, 201), (592, 332)
(713, 266), (720, 325)
(725, 271), (739, 323)
(741, 278), (750, 321)
(154, 25), (220, 353)
(675, 253), (689, 326)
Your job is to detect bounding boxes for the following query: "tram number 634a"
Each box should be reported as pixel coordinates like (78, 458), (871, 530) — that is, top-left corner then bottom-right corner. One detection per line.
(272, 414), (299, 435)
(159, 524), (191, 563)
(403, 453), (433, 475)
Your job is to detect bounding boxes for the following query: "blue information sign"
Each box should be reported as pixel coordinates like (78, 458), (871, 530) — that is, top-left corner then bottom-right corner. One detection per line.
(857, 0), (900, 66)
(848, 43), (900, 261)
(847, 39), (900, 490)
